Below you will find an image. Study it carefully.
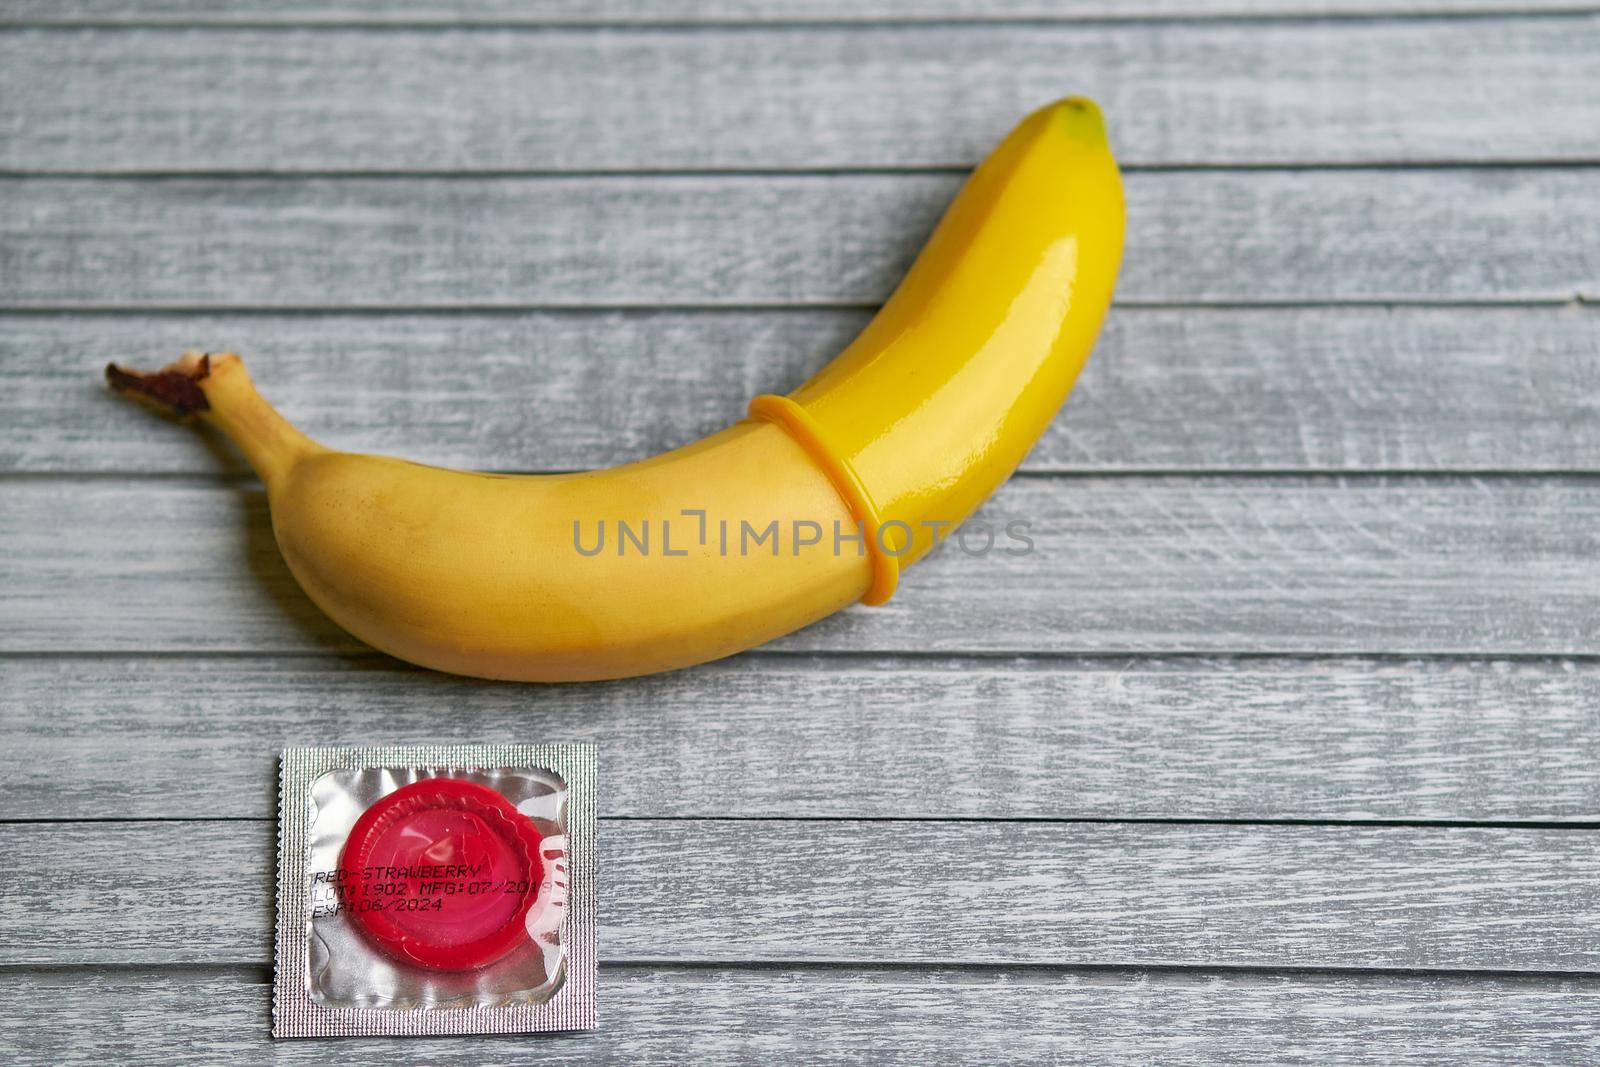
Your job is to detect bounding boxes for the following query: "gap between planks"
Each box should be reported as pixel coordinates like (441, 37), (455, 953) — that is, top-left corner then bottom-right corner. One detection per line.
(6, 958), (1600, 985)
(7, 161), (1600, 177)
(6, 814), (1600, 830)
(5, 6), (1600, 29)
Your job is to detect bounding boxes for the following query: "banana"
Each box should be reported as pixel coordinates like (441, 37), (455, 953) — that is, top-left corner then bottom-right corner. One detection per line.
(107, 97), (1125, 682)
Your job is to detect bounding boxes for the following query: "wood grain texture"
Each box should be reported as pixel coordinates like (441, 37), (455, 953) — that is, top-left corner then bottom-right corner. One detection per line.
(9, 306), (1600, 475)
(5, 819), (1598, 969)
(2, 170), (1596, 308)
(5, 655), (1600, 823)
(5, 475), (1597, 656)
(3, 20), (1598, 170)
(3, 967), (1598, 1065)
(8, 0), (1599, 25)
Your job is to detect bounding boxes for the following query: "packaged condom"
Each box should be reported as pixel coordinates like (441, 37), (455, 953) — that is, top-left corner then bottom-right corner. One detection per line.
(273, 744), (596, 1038)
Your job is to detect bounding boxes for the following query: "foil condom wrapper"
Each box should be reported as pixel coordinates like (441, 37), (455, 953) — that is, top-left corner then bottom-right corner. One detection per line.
(273, 743), (597, 1038)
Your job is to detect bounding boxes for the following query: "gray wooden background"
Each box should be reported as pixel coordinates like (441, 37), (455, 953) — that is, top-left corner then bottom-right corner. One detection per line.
(2, 1), (1598, 1062)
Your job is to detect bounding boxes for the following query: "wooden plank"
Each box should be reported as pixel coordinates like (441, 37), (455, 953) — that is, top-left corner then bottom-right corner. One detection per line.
(4, 819), (1597, 969)
(8, 1), (1599, 26)
(8, 306), (1600, 475)
(3, 171), (1596, 307)
(4, 475), (1597, 656)
(4, 967), (1598, 1065)
(5, 655), (1600, 823)
(2, 20), (1598, 170)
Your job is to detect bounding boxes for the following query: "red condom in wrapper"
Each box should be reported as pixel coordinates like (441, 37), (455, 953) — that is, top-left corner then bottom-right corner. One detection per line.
(339, 778), (545, 971)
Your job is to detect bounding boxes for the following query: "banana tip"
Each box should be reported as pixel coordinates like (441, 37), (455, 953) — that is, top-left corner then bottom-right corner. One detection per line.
(106, 353), (212, 417)
(1047, 95), (1108, 139)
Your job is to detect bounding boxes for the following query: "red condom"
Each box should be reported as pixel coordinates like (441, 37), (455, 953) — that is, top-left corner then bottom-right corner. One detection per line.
(339, 778), (545, 971)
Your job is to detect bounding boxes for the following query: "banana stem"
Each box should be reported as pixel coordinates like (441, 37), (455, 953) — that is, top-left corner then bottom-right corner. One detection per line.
(106, 351), (320, 486)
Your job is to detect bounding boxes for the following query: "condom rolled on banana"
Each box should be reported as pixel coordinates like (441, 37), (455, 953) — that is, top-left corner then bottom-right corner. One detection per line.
(108, 98), (1125, 682)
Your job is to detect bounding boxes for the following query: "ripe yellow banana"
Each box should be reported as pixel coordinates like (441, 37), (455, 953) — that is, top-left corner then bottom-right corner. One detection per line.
(108, 97), (1125, 682)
